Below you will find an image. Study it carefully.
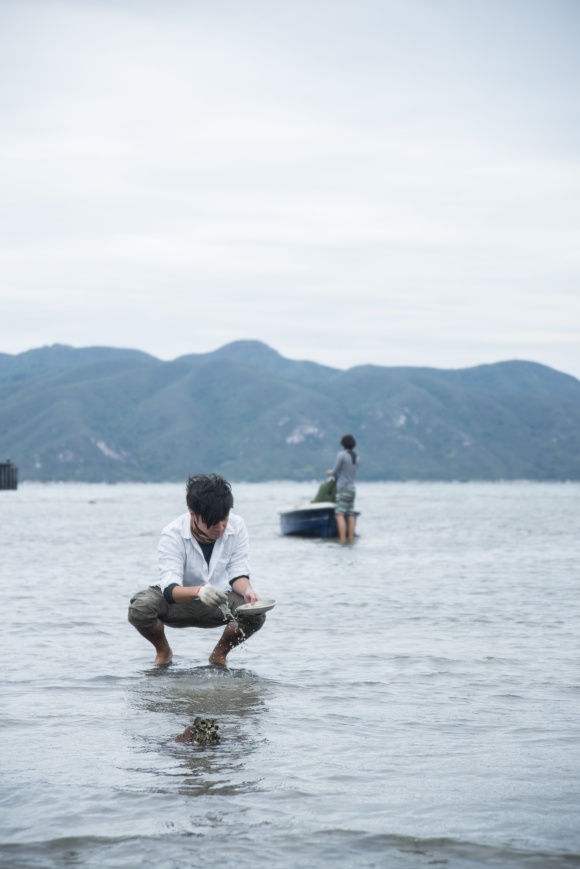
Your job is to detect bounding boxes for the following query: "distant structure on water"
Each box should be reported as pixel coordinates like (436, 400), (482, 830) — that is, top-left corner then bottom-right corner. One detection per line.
(0, 459), (18, 490)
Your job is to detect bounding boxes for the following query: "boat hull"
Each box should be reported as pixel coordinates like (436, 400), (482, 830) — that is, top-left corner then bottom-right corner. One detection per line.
(279, 503), (359, 538)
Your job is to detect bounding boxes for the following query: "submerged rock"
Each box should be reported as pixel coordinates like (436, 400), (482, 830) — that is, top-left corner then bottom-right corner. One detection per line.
(175, 717), (220, 746)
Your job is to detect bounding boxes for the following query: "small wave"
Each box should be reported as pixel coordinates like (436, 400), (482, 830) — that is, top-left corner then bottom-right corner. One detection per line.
(1, 831), (579, 869)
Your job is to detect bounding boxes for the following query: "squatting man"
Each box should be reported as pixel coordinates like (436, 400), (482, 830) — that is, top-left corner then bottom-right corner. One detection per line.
(128, 474), (266, 667)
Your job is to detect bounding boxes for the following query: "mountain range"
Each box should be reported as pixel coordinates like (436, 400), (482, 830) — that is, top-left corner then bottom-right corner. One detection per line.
(1, 340), (579, 482)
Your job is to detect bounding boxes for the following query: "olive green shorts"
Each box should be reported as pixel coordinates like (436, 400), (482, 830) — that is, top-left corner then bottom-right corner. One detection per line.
(128, 586), (266, 632)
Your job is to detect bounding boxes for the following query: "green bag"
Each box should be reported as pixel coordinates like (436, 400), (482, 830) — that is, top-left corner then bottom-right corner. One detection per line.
(311, 477), (337, 503)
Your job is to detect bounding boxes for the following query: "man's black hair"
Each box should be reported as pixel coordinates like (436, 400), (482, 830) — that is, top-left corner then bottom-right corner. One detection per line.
(186, 474), (234, 527)
(340, 434), (357, 464)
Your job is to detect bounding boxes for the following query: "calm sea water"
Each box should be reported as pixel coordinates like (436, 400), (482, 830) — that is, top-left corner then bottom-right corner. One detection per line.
(1, 481), (579, 869)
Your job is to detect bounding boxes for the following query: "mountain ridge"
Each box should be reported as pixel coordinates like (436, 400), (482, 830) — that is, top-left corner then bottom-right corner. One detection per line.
(1, 341), (579, 482)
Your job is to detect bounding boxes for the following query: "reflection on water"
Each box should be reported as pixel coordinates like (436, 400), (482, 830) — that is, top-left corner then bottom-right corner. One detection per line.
(128, 665), (271, 797)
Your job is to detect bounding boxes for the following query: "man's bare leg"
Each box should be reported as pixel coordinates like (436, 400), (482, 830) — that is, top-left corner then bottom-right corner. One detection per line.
(136, 620), (173, 665)
(335, 513), (347, 544)
(347, 514), (356, 544)
(209, 621), (258, 667)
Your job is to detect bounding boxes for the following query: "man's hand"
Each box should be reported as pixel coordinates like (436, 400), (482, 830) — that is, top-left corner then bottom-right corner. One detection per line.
(231, 576), (260, 605)
(243, 586), (260, 605)
(198, 584), (227, 607)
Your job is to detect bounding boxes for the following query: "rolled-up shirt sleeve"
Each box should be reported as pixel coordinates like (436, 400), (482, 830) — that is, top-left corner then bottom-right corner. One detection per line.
(158, 527), (187, 592)
(225, 520), (250, 583)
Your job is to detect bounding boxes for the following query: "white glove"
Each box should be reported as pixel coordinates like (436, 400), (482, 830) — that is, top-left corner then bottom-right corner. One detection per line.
(198, 584), (227, 608)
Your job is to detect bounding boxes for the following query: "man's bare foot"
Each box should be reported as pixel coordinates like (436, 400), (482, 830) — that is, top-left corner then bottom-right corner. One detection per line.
(208, 649), (228, 667)
(155, 646), (173, 666)
(209, 620), (249, 667)
(136, 621), (173, 666)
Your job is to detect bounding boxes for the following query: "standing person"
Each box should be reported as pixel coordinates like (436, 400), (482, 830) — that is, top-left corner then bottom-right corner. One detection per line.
(326, 434), (358, 544)
(128, 474), (266, 667)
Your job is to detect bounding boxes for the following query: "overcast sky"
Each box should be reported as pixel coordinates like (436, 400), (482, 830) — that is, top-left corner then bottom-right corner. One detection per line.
(1, 0), (579, 376)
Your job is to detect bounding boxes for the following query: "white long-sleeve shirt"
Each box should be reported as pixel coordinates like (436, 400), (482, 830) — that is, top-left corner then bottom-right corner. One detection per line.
(156, 511), (250, 593)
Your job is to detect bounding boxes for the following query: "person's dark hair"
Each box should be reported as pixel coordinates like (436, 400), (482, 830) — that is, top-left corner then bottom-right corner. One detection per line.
(340, 434), (357, 464)
(186, 474), (234, 527)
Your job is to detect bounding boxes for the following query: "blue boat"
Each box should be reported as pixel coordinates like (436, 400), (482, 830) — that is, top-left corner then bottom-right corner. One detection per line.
(278, 501), (360, 538)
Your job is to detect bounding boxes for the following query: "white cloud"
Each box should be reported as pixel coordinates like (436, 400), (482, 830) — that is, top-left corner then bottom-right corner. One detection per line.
(0, 0), (579, 378)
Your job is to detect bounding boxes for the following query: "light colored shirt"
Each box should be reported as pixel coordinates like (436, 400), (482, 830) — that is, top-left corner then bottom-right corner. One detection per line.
(330, 449), (358, 489)
(156, 511), (250, 593)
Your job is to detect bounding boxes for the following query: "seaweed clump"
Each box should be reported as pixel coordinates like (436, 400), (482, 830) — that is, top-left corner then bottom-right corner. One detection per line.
(175, 717), (220, 746)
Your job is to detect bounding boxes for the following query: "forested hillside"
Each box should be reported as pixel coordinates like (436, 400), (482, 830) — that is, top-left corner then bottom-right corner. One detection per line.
(1, 341), (579, 482)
